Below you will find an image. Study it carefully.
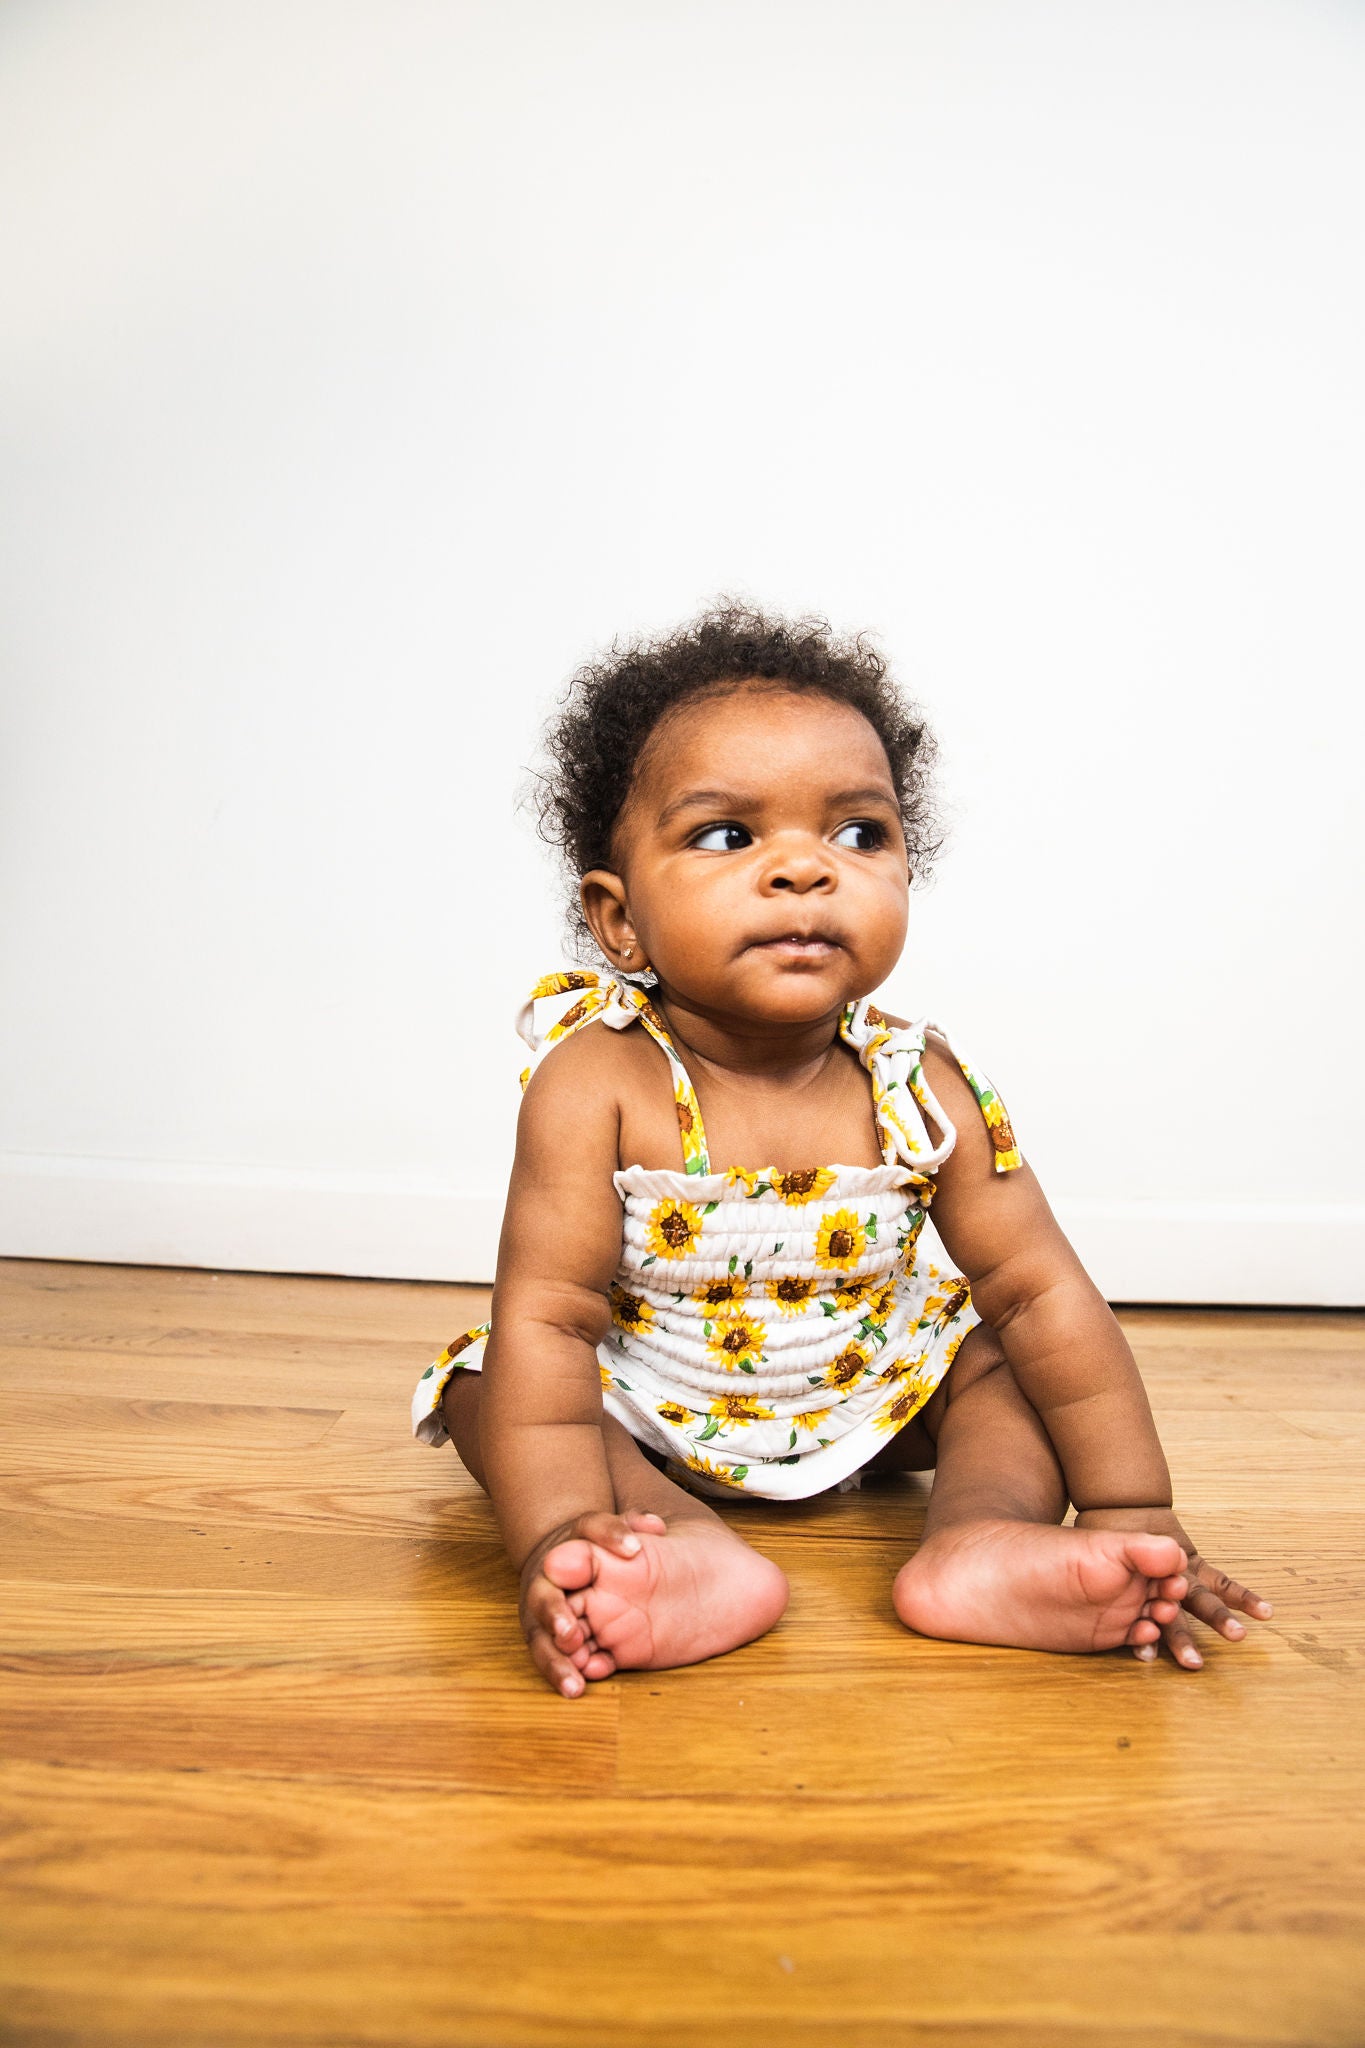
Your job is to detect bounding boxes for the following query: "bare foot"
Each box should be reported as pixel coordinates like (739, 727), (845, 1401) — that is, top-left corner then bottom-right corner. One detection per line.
(541, 1517), (789, 1673)
(893, 1519), (1189, 1655)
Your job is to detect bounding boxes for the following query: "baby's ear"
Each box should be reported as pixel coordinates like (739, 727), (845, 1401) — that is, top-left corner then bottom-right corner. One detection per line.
(580, 869), (636, 970)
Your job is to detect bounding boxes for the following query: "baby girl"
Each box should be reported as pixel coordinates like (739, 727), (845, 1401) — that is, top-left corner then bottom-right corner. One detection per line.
(412, 605), (1271, 1698)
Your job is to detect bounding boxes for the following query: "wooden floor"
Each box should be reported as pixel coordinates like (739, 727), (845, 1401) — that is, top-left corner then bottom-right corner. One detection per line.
(1, 1262), (1363, 2048)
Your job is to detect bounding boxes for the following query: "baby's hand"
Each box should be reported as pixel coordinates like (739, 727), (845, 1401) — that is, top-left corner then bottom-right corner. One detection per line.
(1075, 1506), (1273, 1670)
(518, 1509), (667, 1698)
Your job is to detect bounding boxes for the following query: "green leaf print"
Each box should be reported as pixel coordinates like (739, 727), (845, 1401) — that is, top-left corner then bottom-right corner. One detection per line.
(420, 1365), (434, 1379)
(821, 1301), (838, 1318)
(738, 1359), (756, 1374)
(696, 1417), (721, 1442)
(642, 1254), (656, 1267)
(865, 1213), (878, 1239)
(817, 1437), (832, 1447)
(686, 1156), (707, 1175)
(743, 1261), (753, 1277)
(703, 1201), (719, 1215)
(613, 1376), (633, 1391)
(788, 1428), (798, 1449)
(773, 1241), (784, 1254)
(808, 1373), (823, 1386)
(728, 1255), (738, 1274)
(703, 1319), (714, 1338)
(731, 1466), (749, 1483)
(777, 1454), (800, 1466)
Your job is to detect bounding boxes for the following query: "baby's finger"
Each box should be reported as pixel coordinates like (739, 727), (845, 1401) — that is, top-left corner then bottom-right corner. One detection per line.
(1192, 1558), (1273, 1620)
(526, 1624), (589, 1699)
(567, 1512), (648, 1559)
(625, 1511), (668, 1535)
(524, 1572), (587, 1654)
(1162, 1615), (1205, 1671)
(1145, 1596), (1182, 1625)
(1182, 1580), (1248, 1643)
(1124, 1616), (1160, 1646)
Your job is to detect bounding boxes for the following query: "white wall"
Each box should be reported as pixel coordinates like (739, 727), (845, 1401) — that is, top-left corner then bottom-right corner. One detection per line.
(2, 0), (1362, 1303)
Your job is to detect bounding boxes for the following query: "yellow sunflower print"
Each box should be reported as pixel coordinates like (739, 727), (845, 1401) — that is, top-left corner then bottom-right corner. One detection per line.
(940, 1323), (972, 1373)
(692, 1273), (748, 1310)
(766, 1274), (817, 1315)
(707, 1391), (777, 1424)
(645, 1196), (704, 1260)
(983, 1099), (1022, 1170)
(872, 1373), (936, 1432)
(705, 1308), (767, 1371)
(431, 1326), (488, 1371)
(868, 1279), (899, 1321)
(823, 1341), (872, 1392)
(684, 1452), (746, 1487)
(813, 1208), (867, 1271)
(832, 1272), (876, 1311)
(769, 1167), (836, 1205)
(656, 1400), (696, 1428)
(609, 1282), (655, 1334)
(935, 1279), (972, 1325)
(797, 1405), (835, 1433)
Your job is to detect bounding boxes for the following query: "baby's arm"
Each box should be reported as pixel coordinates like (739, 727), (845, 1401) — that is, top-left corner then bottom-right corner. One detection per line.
(480, 1032), (660, 1687)
(924, 1041), (1271, 1667)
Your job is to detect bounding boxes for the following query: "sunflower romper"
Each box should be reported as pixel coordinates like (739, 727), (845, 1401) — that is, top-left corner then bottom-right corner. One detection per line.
(410, 971), (1023, 1500)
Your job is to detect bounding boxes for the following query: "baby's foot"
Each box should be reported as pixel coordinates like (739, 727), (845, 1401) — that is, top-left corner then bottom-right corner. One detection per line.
(892, 1519), (1188, 1655)
(541, 1517), (789, 1674)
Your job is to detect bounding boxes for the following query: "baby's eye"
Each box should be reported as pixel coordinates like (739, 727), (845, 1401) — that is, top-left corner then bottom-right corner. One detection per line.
(833, 820), (884, 851)
(692, 823), (752, 851)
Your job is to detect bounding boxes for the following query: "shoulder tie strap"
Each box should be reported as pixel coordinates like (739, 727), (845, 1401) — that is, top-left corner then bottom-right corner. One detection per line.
(840, 1000), (1022, 1177)
(516, 971), (711, 1174)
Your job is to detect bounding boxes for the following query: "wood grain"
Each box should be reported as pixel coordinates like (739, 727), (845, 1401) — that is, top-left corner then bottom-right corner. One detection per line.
(2, 1257), (1362, 2046)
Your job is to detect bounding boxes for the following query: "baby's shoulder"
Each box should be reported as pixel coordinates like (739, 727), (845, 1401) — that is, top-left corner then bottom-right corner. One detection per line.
(521, 1012), (656, 1116)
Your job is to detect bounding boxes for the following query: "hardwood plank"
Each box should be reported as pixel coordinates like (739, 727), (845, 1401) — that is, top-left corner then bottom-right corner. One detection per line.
(0, 1388), (346, 1447)
(4, 1905), (1362, 2048)
(5, 1758), (1360, 1934)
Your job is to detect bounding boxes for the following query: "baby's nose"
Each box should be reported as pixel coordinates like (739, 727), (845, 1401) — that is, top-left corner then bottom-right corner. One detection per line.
(766, 846), (834, 891)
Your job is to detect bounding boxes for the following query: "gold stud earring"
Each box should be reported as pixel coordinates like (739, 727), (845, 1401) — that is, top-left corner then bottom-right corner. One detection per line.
(623, 945), (634, 959)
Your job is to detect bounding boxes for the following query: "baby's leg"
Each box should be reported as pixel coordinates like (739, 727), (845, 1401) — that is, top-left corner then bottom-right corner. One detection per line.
(442, 1368), (487, 1484)
(539, 1416), (790, 1674)
(442, 1371), (788, 1676)
(891, 1324), (1188, 1654)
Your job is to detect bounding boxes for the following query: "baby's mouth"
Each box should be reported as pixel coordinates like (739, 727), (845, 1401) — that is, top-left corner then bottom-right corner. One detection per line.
(749, 932), (842, 958)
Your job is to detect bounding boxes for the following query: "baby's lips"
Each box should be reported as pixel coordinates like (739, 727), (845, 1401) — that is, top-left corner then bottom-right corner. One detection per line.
(745, 930), (844, 951)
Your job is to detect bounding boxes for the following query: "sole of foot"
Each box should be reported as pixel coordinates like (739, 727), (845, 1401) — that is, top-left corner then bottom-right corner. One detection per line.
(892, 1520), (1188, 1655)
(542, 1519), (789, 1673)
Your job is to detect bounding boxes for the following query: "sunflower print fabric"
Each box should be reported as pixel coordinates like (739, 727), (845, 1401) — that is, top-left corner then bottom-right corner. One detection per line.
(411, 973), (1022, 1499)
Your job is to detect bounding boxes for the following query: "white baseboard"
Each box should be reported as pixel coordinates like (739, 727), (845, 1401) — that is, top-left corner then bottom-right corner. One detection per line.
(0, 1153), (502, 1287)
(1, 1154), (1361, 1306)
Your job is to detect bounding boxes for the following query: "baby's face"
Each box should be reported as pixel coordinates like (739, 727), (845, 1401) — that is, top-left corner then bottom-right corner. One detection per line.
(605, 685), (910, 1029)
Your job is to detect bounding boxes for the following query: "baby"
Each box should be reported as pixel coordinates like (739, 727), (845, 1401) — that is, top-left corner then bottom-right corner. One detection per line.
(412, 605), (1271, 1698)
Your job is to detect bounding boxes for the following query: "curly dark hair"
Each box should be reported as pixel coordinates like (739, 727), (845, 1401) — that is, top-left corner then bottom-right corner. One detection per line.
(531, 601), (941, 953)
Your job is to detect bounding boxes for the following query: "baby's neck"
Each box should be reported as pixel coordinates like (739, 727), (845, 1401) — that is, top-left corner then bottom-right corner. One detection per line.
(655, 992), (843, 1087)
